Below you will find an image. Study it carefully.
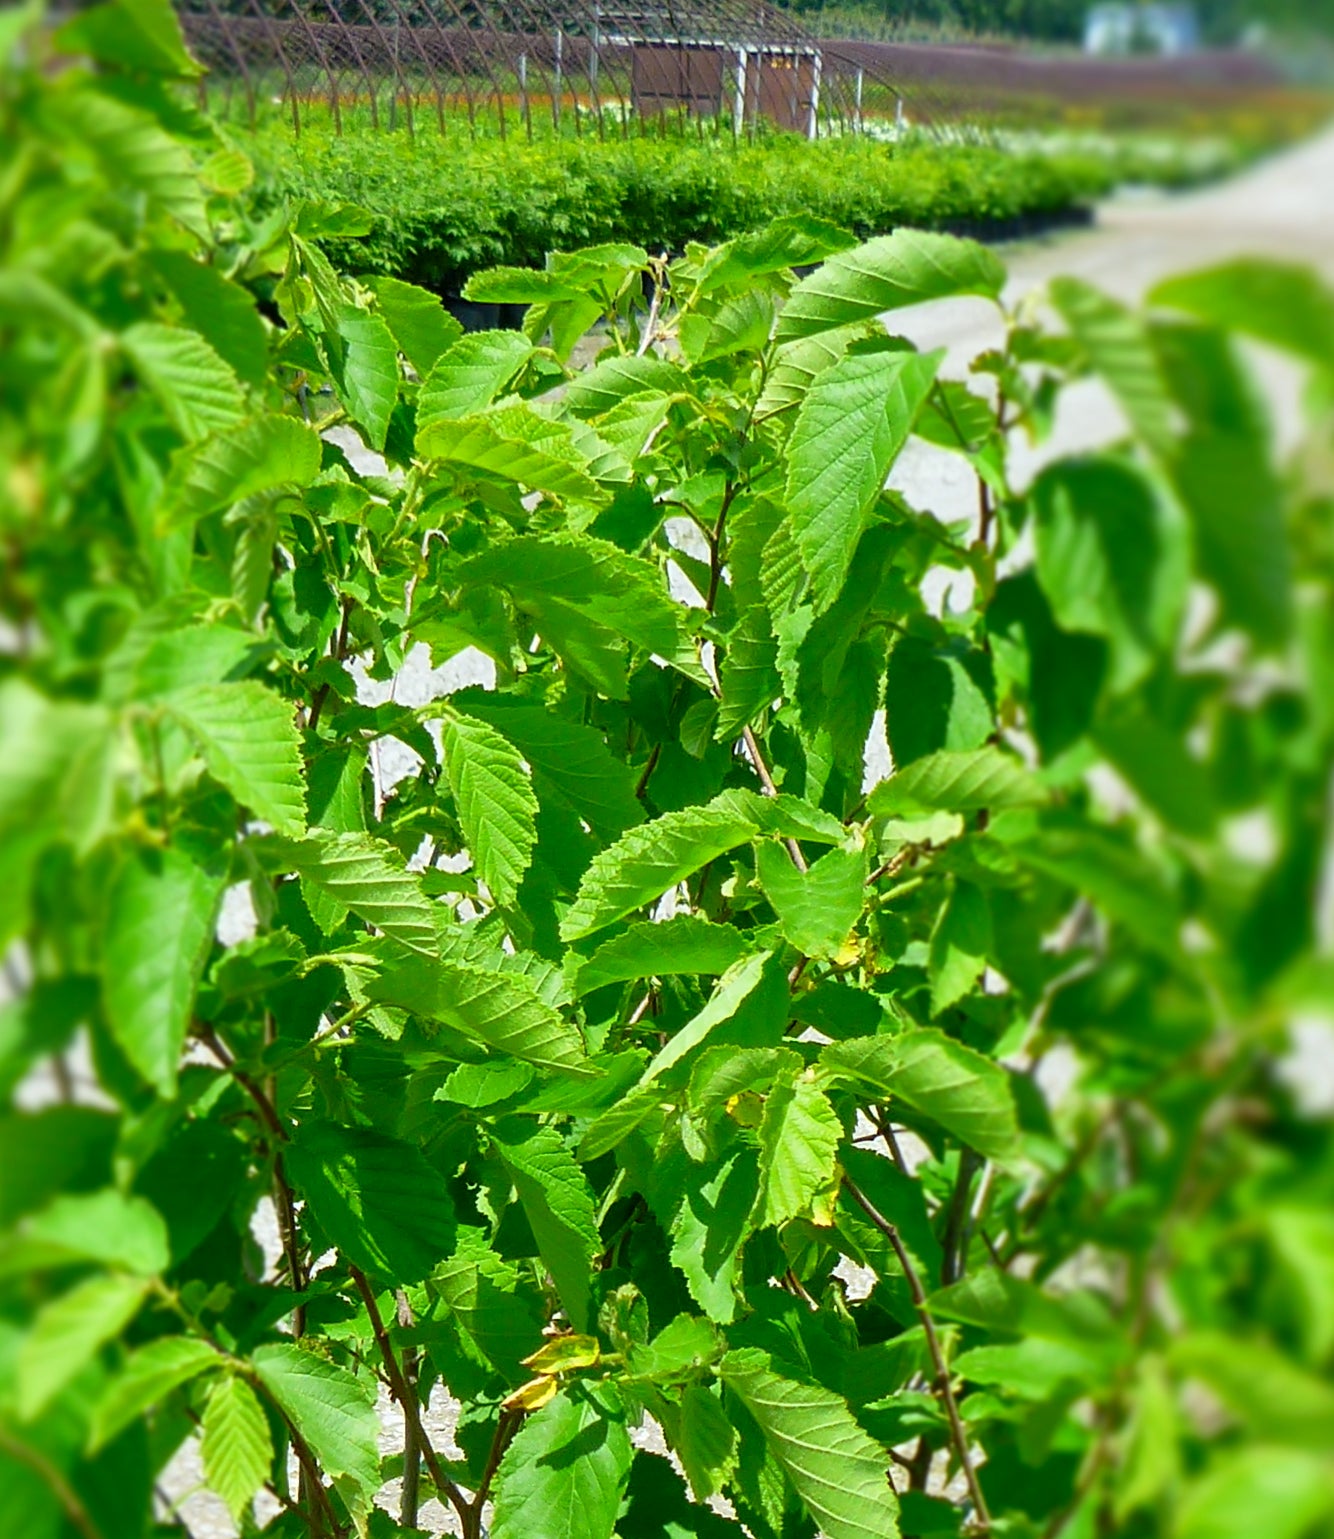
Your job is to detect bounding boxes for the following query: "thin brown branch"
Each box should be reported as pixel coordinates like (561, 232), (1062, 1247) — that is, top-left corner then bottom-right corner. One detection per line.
(283, 1412), (343, 1537)
(349, 1267), (471, 1532)
(307, 598), (352, 734)
(843, 1175), (992, 1534)
(740, 724), (807, 873)
(634, 741), (661, 802)
(466, 1408), (522, 1539)
(868, 843), (920, 887)
(196, 1024), (308, 1333)
(0, 1426), (106, 1539)
(705, 480), (739, 613)
(394, 1289), (422, 1528)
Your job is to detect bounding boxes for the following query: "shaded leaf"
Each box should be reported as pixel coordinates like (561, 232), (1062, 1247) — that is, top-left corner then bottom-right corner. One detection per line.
(102, 845), (225, 1098)
(822, 1030), (1018, 1161)
(491, 1120), (602, 1332)
(286, 1122), (456, 1283)
(720, 1349), (900, 1539)
(439, 711), (538, 907)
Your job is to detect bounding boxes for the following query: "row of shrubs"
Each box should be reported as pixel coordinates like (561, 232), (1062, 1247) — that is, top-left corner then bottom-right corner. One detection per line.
(243, 125), (1119, 293)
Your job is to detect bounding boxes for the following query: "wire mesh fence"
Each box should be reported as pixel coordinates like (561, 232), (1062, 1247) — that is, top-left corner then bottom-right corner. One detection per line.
(177, 0), (923, 139)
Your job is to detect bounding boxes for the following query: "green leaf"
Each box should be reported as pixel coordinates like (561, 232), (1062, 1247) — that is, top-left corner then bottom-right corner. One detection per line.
(162, 414), (323, 529)
(625, 1315), (721, 1382)
(1016, 827), (1180, 959)
(694, 213), (858, 296)
(574, 915), (751, 997)
(17, 1190), (170, 1277)
(60, 85), (206, 233)
(643, 952), (774, 1085)
(416, 330), (533, 428)
(439, 711), (538, 908)
(434, 1234), (546, 1383)
(561, 789), (842, 942)
(717, 606), (781, 744)
(1114, 1355), (1180, 1521)
(491, 1120), (601, 1332)
(452, 692), (642, 841)
(122, 321), (245, 441)
(490, 1384), (633, 1539)
(666, 1145), (759, 1323)
(562, 354), (688, 416)
(102, 845), (225, 1098)
(368, 954), (588, 1071)
(1050, 277), (1176, 455)
(370, 274), (463, 378)
(822, 1030), (1018, 1161)
(928, 879), (992, 1016)
(458, 533), (683, 669)
(681, 290), (776, 365)
(777, 229), (1004, 341)
(464, 268), (587, 304)
(88, 1336), (222, 1452)
(17, 1275), (147, 1421)
(675, 1384), (739, 1500)
(1172, 428), (1291, 648)
(335, 304), (398, 452)
(1032, 455), (1188, 692)
(755, 840), (866, 961)
(418, 414), (602, 502)
(146, 250), (268, 387)
(755, 1070), (842, 1229)
(1169, 1333), (1334, 1453)
(1175, 1447), (1334, 1539)
(868, 747), (1046, 818)
(286, 1122), (456, 1283)
(1093, 705), (1217, 837)
(757, 324), (864, 420)
(785, 347), (941, 612)
(282, 831), (436, 954)
(252, 1343), (379, 1519)
(166, 682), (306, 836)
(719, 1349), (900, 1539)
(56, 0), (199, 74)
(1151, 259), (1334, 371)
(201, 1375), (272, 1524)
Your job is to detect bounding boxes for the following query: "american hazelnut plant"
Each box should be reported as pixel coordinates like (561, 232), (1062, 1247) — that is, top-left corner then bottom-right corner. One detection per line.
(2, 4), (1333, 1538)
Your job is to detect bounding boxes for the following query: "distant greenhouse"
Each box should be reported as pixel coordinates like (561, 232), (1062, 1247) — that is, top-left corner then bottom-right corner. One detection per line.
(176, 0), (915, 138)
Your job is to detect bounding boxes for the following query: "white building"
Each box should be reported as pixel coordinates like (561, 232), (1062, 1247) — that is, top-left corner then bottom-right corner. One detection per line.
(1084, 3), (1200, 55)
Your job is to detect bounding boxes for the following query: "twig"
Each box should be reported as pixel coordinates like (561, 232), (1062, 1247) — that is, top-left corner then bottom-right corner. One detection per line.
(0, 1426), (106, 1539)
(283, 1413), (343, 1537)
(348, 1267), (472, 1532)
(843, 1175), (992, 1534)
(634, 741), (661, 802)
(940, 1148), (983, 1286)
(704, 481), (739, 613)
(395, 1289), (422, 1528)
(867, 843), (920, 887)
(636, 271), (664, 356)
(466, 1408), (522, 1539)
(740, 725), (807, 873)
(307, 598), (352, 734)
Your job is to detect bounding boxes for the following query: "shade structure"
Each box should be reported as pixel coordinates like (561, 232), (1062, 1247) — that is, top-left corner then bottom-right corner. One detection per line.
(175, 0), (919, 138)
